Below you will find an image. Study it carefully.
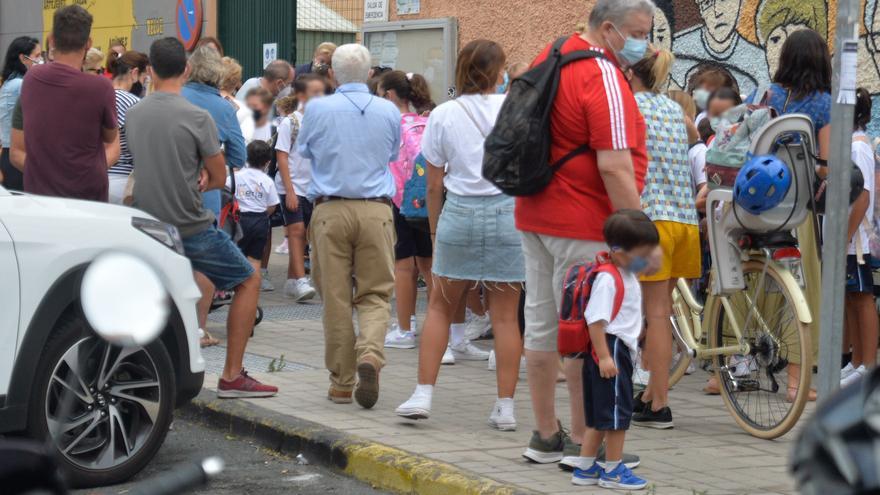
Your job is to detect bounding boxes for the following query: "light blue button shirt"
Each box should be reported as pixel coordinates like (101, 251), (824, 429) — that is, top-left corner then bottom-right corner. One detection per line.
(297, 83), (400, 201)
(0, 75), (23, 147)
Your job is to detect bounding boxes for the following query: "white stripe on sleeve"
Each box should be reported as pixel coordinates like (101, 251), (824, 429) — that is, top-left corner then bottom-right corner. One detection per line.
(597, 59), (627, 150)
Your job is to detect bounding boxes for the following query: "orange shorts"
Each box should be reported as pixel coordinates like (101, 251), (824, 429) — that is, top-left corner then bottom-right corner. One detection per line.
(641, 220), (702, 282)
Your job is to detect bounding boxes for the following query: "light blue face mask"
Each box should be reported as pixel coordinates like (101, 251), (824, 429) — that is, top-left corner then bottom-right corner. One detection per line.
(627, 255), (650, 274)
(610, 24), (648, 66)
(496, 71), (509, 94)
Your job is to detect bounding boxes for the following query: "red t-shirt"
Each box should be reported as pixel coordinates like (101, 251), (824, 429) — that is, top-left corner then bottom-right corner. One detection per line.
(21, 63), (117, 201)
(515, 34), (648, 241)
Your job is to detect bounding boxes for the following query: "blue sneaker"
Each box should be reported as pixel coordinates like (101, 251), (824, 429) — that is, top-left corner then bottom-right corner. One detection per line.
(571, 462), (602, 486)
(599, 463), (647, 490)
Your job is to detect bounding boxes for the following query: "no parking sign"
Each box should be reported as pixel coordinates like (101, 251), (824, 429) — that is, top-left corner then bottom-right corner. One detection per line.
(176, 0), (203, 51)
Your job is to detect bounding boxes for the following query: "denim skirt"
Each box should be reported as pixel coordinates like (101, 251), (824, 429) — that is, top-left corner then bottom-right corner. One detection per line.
(432, 192), (525, 282)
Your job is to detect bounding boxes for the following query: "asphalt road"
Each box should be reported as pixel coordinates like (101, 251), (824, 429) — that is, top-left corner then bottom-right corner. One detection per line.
(75, 416), (386, 495)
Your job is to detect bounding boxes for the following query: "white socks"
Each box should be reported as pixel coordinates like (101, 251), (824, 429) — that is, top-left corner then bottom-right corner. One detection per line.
(414, 384), (434, 398)
(450, 323), (466, 346)
(604, 460), (621, 471)
(573, 456), (595, 470)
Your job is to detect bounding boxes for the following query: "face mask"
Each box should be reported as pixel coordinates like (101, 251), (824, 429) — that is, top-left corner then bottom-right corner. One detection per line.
(627, 255), (650, 274)
(693, 88), (710, 110)
(24, 55), (44, 66)
(609, 24), (648, 66)
(252, 109), (264, 121)
(496, 71), (509, 94)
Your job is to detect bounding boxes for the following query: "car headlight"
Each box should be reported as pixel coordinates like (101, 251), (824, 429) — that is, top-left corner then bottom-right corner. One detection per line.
(132, 217), (185, 255)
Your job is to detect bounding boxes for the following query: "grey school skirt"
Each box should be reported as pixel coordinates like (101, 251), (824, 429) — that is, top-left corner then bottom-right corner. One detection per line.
(432, 192), (525, 283)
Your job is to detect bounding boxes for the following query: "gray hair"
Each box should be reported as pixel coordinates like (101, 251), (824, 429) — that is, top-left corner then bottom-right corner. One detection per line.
(331, 44), (371, 86)
(188, 44), (224, 87)
(263, 59), (292, 82)
(588, 0), (656, 30)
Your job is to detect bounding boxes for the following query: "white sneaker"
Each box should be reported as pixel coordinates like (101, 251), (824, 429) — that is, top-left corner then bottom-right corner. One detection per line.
(441, 345), (456, 365)
(284, 278), (316, 302)
(274, 238), (289, 254)
(451, 340), (490, 361)
(464, 312), (492, 340)
(840, 362), (856, 381)
(385, 326), (416, 349)
(730, 354), (756, 377)
(396, 390), (432, 419)
(487, 350), (527, 373)
(685, 360), (697, 375)
(260, 269), (274, 292)
(633, 364), (650, 388)
(488, 398), (517, 431)
(841, 365), (867, 388)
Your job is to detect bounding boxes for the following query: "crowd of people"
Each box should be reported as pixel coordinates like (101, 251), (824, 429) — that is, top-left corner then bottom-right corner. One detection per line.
(1, 0), (878, 490)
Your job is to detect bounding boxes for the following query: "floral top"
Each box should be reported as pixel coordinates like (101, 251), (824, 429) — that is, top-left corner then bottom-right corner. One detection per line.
(635, 92), (699, 226)
(764, 83), (831, 138)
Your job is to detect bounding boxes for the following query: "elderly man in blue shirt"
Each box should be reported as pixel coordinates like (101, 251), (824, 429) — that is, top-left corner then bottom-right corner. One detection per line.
(181, 44), (247, 217)
(297, 43), (400, 409)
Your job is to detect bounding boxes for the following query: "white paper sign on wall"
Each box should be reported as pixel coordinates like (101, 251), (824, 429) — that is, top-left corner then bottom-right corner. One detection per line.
(364, 0), (388, 23)
(263, 43), (278, 69)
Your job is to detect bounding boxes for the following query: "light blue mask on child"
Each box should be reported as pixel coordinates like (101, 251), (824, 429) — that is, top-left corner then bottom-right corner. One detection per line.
(496, 71), (509, 94)
(627, 256), (650, 274)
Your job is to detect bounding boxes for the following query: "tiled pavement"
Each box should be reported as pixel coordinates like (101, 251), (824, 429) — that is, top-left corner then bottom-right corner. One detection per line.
(201, 241), (809, 495)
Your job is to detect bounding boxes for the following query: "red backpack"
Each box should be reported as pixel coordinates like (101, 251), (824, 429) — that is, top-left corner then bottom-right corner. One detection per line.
(558, 253), (625, 360)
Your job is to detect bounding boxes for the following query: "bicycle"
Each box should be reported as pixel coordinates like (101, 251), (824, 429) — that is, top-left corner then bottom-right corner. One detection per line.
(663, 114), (817, 439)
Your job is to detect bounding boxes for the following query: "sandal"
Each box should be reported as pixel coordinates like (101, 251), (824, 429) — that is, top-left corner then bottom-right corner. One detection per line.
(786, 364), (817, 402)
(200, 330), (220, 348)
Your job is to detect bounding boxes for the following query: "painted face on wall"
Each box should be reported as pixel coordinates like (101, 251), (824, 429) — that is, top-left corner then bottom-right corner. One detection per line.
(652, 8), (672, 52)
(870, 0), (880, 77)
(696, 0), (743, 45)
(765, 23), (809, 77)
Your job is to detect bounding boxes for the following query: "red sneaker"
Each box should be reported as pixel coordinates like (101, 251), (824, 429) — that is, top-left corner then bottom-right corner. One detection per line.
(217, 369), (278, 398)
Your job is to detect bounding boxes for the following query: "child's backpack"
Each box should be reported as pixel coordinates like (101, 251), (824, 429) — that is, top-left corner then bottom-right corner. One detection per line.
(558, 254), (624, 359)
(398, 116), (429, 228)
(482, 36), (607, 196)
(219, 165), (244, 243)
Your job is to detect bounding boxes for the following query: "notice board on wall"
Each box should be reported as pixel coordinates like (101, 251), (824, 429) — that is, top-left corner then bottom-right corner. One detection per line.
(363, 18), (458, 103)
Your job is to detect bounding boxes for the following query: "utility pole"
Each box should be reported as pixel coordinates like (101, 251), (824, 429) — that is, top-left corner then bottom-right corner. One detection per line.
(817, 0), (860, 398)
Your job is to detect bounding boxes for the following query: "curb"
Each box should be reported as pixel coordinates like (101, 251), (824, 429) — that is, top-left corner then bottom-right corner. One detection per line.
(183, 390), (541, 495)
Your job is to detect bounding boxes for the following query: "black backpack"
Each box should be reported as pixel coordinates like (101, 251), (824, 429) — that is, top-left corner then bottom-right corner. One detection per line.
(483, 36), (607, 196)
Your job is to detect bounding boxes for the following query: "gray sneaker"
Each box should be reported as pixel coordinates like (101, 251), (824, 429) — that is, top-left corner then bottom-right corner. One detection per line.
(522, 424), (568, 464)
(558, 442), (641, 471)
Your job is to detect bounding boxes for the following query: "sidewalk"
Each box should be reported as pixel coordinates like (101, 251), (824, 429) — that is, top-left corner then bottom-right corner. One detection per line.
(200, 245), (808, 494)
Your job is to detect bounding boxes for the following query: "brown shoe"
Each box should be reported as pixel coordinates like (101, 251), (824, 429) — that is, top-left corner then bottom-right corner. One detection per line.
(327, 388), (352, 404)
(354, 357), (380, 409)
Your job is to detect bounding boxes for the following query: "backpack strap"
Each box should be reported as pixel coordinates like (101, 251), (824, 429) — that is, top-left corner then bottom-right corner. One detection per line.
(592, 263), (625, 321)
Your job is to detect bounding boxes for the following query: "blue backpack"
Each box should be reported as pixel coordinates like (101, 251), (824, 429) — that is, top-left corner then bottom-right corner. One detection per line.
(400, 152), (428, 224)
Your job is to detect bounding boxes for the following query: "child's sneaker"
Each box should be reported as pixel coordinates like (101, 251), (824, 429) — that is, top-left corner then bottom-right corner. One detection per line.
(571, 462), (602, 486)
(599, 463), (647, 490)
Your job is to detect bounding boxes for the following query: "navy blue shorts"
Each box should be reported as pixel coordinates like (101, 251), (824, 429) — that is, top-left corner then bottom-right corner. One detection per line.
(393, 206), (432, 260)
(280, 194), (313, 227)
(237, 212), (270, 260)
(183, 226), (255, 291)
(583, 334), (634, 431)
(847, 254), (874, 293)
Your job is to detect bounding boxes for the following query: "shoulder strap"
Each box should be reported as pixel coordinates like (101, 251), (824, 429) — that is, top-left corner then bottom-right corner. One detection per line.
(454, 99), (488, 138)
(559, 49), (606, 67)
(591, 257), (625, 320)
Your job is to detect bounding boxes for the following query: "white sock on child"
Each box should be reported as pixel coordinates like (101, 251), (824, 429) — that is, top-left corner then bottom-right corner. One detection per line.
(604, 460), (621, 472)
(414, 384), (433, 398)
(573, 456), (596, 470)
(450, 323), (466, 346)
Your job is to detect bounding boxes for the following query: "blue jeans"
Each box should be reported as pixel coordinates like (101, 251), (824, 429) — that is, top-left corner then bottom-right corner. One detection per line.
(183, 226), (255, 291)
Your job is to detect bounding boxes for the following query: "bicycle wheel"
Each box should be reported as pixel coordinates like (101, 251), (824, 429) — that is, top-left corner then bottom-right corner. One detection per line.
(707, 260), (811, 439)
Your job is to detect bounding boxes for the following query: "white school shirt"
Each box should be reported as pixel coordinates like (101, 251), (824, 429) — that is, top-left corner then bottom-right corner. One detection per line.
(226, 167), (280, 213)
(688, 142), (708, 193)
(584, 270), (643, 359)
(420, 94), (505, 196)
(274, 111), (312, 197)
(251, 122), (272, 144)
(849, 132), (876, 255)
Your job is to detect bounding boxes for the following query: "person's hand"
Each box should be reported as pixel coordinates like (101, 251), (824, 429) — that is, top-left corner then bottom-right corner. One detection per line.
(286, 194), (299, 212)
(198, 169), (210, 192)
(598, 356), (618, 379)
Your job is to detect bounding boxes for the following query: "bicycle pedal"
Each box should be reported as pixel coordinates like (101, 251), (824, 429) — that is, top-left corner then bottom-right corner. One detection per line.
(734, 379), (760, 392)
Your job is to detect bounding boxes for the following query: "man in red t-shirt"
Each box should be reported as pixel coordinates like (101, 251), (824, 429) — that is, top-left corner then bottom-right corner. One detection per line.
(20, 5), (119, 202)
(517, 0), (651, 470)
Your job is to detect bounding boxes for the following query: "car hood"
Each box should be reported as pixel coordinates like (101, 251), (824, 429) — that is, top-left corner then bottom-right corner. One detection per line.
(3, 191), (157, 223)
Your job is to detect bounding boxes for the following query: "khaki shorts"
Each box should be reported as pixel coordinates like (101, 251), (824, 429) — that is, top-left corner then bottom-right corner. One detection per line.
(641, 220), (702, 282)
(522, 232), (606, 352)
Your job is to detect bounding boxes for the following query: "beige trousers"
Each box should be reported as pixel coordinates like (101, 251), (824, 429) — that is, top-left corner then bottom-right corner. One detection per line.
(310, 200), (396, 391)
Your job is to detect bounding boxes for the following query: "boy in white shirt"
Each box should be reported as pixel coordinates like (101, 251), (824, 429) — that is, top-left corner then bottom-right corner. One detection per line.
(228, 141), (280, 276)
(275, 74), (327, 302)
(571, 210), (659, 491)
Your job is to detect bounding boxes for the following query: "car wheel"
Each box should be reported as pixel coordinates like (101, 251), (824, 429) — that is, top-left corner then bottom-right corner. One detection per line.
(26, 315), (176, 488)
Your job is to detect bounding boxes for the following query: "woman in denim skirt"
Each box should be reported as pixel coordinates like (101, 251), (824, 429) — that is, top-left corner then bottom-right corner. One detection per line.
(395, 40), (525, 431)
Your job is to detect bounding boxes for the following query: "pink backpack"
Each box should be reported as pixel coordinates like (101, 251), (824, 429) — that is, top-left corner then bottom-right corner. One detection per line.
(391, 114), (428, 208)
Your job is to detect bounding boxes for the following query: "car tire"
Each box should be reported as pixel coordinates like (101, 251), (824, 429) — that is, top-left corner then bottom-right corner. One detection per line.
(26, 314), (176, 488)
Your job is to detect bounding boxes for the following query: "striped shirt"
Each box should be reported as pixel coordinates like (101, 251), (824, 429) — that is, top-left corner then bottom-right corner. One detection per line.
(109, 89), (140, 177)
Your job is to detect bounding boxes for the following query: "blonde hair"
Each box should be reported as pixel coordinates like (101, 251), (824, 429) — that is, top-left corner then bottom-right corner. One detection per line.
(315, 41), (337, 58)
(630, 47), (674, 93)
(276, 95), (298, 116)
(188, 44), (224, 87)
(667, 90), (696, 120)
(84, 47), (104, 72)
(219, 56), (243, 93)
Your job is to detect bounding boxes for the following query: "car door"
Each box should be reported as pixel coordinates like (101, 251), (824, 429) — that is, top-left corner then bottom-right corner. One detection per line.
(0, 215), (19, 397)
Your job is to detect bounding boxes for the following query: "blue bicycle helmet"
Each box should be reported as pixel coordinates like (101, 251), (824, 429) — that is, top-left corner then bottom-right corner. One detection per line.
(733, 155), (792, 214)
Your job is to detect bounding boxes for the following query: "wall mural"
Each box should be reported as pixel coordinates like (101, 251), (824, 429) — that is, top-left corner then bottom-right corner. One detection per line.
(653, 0), (880, 134)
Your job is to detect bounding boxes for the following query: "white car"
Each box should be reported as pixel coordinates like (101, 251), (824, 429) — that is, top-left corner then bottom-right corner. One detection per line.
(0, 185), (205, 487)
